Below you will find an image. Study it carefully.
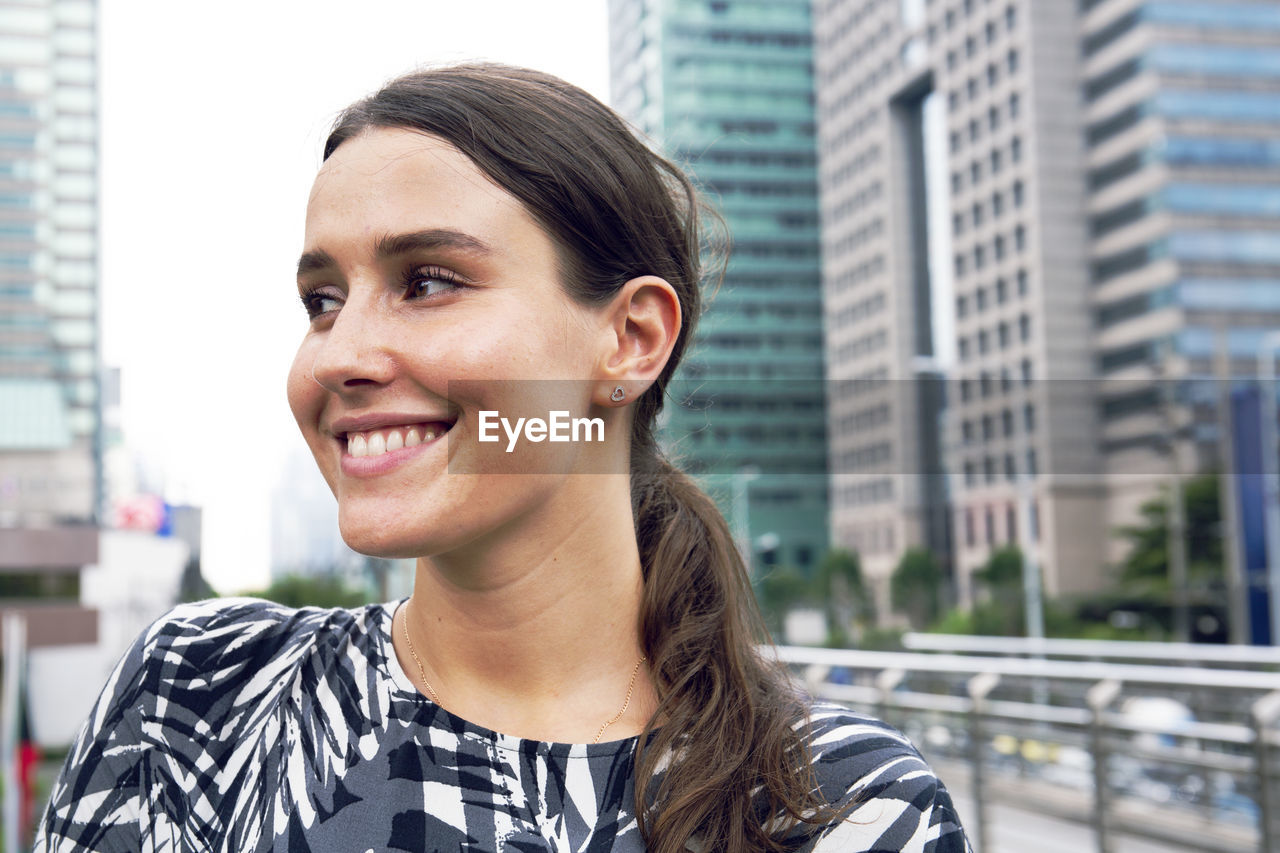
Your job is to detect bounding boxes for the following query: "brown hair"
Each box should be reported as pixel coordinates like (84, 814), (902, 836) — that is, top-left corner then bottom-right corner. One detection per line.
(325, 63), (838, 852)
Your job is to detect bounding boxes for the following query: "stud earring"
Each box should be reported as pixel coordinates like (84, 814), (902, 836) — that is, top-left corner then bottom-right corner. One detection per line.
(611, 386), (626, 402)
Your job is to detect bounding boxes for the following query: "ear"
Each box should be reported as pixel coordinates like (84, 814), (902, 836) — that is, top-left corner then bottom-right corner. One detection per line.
(594, 275), (682, 406)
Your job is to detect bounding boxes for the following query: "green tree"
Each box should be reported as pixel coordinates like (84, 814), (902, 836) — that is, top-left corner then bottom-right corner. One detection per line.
(242, 573), (368, 609)
(1116, 473), (1223, 590)
(814, 548), (874, 646)
(969, 545), (1028, 636)
(754, 565), (810, 640)
(890, 547), (943, 630)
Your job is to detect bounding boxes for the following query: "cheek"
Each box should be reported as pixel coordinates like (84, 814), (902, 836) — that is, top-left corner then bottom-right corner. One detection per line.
(286, 344), (321, 429)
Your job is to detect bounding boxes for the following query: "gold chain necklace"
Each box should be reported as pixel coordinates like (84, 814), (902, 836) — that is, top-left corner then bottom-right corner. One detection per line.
(399, 602), (647, 744)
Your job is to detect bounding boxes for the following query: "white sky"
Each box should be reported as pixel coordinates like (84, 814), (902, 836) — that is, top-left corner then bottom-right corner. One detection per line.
(98, 0), (611, 594)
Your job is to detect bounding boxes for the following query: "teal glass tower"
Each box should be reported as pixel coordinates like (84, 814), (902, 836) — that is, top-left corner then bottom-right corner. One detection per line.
(608, 0), (828, 575)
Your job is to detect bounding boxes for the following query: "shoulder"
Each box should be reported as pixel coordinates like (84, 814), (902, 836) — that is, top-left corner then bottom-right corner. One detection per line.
(797, 702), (972, 852)
(122, 597), (388, 726)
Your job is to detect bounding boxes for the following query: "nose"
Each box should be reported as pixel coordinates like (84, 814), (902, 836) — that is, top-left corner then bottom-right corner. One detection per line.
(309, 295), (397, 391)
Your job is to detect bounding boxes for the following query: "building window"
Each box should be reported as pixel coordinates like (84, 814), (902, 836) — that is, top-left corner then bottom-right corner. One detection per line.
(1017, 268), (1028, 295)
(989, 106), (1000, 132)
(967, 77), (979, 100)
(985, 507), (996, 543)
(1015, 224), (1026, 251)
(976, 287), (987, 311)
(955, 254), (967, 277)
(1005, 5), (1017, 31)
(987, 63), (998, 87)
(957, 294), (969, 317)
(1002, 408), (1014, 436)
(982, 413), (994, 439)
(972, 200), (984, 226)
(984, 456), (996, 483)
(1020, 357), (1032, 383)
(978, 329), (990, 354)
(985, 21), (997, 44)
(992, 191), (1004, 217)
(966, 508), (976, 546)
(947, 49), (958, 70)
(998, 320), (1010, 347)
(971, 160), (982, 183)
(958, 336), (970, 360)
(980, 371), (993, 397)
(1009, 92), (1021, 119)
(1007, 48), (1019, 73)
(1010, 135), (1022, 162)
(1024, 402), (1036, 431)
(949, 90), (961, 111)
(996, 277), (1007, 302)
(966, 36), (976, 58)
(1013, 180), (1024, 207)
(1027, 448), (1038, 477)
(1019, 312), (1031, 341)
(969, 118), (980, 141)
(1031, 499), (1040, 540)
(952, 171), (963, 193)
(953, 211), (964, 233)
(974, 245), (986, 270)
(1004, 455), (1016, 482)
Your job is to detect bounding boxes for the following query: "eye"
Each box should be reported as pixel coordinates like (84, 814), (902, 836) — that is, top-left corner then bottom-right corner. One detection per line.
(300, 288), (343, 320)
(403, 265), (464, 300)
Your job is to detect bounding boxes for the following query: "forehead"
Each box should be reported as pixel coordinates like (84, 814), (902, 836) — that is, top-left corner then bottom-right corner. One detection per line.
(303, 127), (547, 257)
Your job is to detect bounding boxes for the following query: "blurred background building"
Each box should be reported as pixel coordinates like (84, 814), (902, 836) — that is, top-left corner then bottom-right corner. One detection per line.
(608, 0), (830, 577)
(0, 0), (101, 649)
(811, 0), (1280, 617)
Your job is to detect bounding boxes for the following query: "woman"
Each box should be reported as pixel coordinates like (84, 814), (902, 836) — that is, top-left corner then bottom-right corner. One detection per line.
(36, 64), (969, 852)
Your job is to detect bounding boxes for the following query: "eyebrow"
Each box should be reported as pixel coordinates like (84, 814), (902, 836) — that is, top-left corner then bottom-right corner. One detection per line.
(296, 229), (494, 277)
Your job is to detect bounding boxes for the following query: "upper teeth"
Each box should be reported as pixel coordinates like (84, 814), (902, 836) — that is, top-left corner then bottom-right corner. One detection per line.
(347, 424), (445, 457)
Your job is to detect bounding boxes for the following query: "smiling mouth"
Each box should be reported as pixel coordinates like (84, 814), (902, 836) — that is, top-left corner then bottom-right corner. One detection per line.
(342, 422), (452, 458)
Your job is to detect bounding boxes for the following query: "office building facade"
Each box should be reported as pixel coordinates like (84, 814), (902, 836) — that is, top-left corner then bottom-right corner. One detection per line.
(0, 0), (100, 644)
(815, 0), (1280, 613)
(608, 0), (829, 575)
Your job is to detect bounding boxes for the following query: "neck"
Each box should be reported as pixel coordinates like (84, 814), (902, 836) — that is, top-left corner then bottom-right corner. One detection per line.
(397, 472), (655, 741)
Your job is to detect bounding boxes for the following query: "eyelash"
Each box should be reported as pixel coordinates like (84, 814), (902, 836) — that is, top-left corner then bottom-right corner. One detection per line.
(298, 265), (465, 320)
(401, 265), (464, 300)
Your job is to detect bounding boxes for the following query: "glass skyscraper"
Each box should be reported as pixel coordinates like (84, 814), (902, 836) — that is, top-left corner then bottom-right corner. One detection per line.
(608, 0), (829, 576)
(0, 0), (100, 635)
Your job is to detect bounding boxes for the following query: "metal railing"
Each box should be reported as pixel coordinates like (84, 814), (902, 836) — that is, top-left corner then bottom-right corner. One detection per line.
(773, 644), (1280, 853)
(902, 632), (1280, 670)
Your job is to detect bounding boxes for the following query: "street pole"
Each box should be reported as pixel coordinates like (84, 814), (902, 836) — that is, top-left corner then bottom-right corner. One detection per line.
(1258, 332), (1280, 646)
(1217, 326), (1250, 644)
(732, 465), (762, 573)
(1, 612), (27, 853)
(1156, 360), (1191, 643)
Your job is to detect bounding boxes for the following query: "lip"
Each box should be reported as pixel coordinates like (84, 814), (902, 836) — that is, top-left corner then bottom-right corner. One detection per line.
(328, 412), (457, 479)
(328, 412), (456, 438)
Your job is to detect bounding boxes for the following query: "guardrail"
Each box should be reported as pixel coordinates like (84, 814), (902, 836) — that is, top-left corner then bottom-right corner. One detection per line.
(773, 644), (1280, 853)
(902, 633), (1280, 669)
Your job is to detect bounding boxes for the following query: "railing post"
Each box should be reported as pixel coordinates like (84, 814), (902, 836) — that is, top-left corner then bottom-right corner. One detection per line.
(1086, 679), (1122, 853)
(967, 671), (1000, 853)
(1251, 691), (1280, 853)
(875, 667), (905, 730)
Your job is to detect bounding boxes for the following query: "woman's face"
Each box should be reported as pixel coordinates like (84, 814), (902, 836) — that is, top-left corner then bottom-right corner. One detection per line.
(287, 128), (619, 559)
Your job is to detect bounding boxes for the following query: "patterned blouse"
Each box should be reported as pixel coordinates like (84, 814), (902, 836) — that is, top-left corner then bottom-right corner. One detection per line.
(35, 598), (971, 852)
